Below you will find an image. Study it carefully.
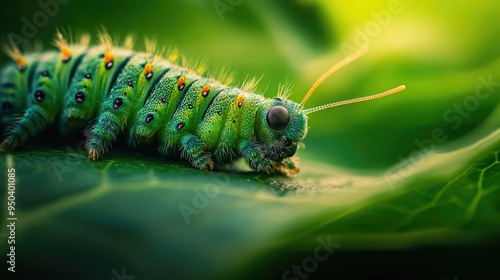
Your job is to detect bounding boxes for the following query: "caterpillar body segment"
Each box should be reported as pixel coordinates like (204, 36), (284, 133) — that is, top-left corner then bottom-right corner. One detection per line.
(0, 31), (407, 175)
(159, 78), (227, 155)
(0, 54), (37, 127)
(2, 51), (63, 150)
(61, 46), (135, 133)
(86, 55), (174, 159)
(132, 68), (188, 146)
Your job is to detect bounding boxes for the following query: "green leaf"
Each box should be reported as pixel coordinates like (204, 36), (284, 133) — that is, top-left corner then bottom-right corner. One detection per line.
(1, 113), (498, 279)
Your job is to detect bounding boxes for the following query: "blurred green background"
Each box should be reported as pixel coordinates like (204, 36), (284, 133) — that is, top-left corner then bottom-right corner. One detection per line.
(0, 0), (499, 279)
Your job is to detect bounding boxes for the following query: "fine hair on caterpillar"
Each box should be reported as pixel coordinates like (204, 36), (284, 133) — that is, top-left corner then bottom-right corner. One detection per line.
(0, 30), (406, 175)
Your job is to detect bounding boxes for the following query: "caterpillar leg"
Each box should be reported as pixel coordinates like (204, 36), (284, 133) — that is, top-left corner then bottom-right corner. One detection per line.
(271, 157), (300, 175)
(238, 140), (273, 173)
(85, 112), (121, 160)
(0, 106), (49, 151)
(180, 134), (214, 171)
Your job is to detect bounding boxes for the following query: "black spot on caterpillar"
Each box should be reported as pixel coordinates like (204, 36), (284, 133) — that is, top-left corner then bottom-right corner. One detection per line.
(0, 30), (406, 175)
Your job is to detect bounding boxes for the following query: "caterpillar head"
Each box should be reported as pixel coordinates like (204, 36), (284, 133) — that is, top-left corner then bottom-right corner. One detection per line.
(257, 98), (307, 160)
(259, 46), (406, 161)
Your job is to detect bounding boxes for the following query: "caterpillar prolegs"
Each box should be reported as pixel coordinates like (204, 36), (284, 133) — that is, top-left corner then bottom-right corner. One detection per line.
(0, 31), (406, 175)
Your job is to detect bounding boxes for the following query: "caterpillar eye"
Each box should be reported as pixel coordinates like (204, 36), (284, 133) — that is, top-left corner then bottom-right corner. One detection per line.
(266, 106), (290, 131)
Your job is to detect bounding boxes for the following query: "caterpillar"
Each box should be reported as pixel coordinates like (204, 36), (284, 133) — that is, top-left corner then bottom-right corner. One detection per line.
(0, 31), (406, 175)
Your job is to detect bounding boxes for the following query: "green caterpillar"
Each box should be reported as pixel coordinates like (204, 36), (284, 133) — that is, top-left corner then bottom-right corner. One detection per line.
(0, 31), (405, 175)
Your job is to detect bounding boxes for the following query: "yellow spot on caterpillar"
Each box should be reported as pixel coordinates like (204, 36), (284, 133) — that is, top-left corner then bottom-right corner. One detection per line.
(236, 95), (244, 107)
(144, 62), (153, 74)
(104, 52), (114, 63)
(61, 47), (71, 61)
(177, 76), (186, 90)
(53, 29), (72, 61)
(144, 62), (154, 80)
(2, 41), (26, 69)
(201, 84), (210, 97)
(15, 57), (26, 69)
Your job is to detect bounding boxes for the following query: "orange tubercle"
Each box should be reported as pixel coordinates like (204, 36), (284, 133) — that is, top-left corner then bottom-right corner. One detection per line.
(144, 62), (153, 73)
(236, 95), (244, 106)
(104, 51), (114, 63)
(15, 56), (26, 69)
(202, 84), (211, 93)
(61, 47), (71, 60)
(177, 76), (186, 87)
